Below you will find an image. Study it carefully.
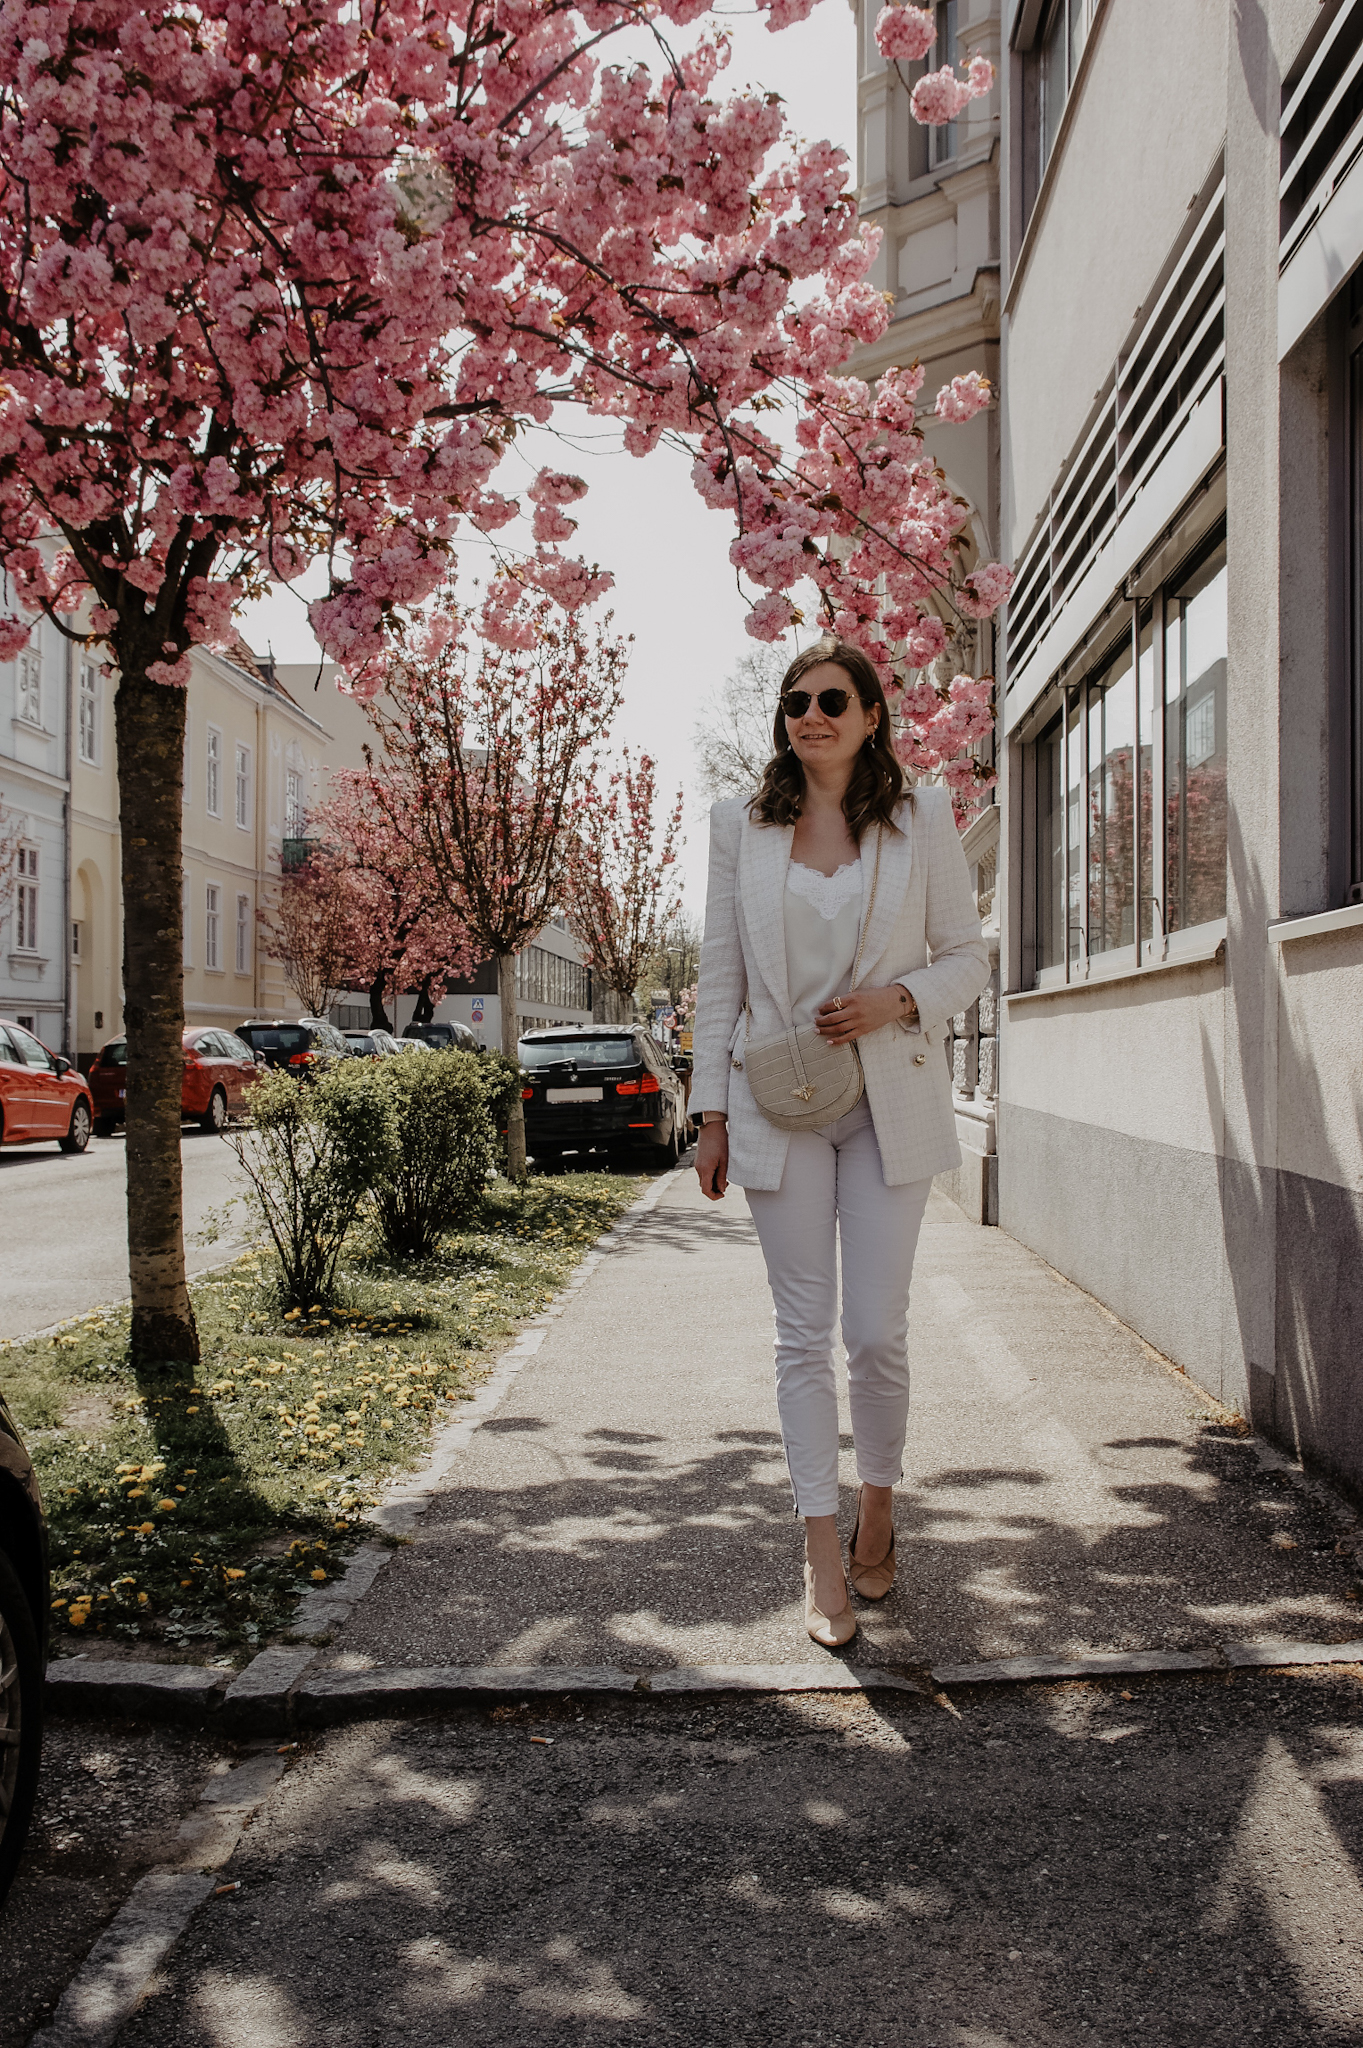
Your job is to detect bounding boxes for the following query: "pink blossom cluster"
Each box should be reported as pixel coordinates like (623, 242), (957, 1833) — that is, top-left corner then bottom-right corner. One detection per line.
(873, 4), (936, 63)
(892, 672), (997, 822)
(935, 372), (993, 425)
(910, 53), (995, 125)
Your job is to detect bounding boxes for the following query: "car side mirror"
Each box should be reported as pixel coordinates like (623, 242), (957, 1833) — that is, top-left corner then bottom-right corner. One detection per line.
(255, 1052), (267, 1065)
(53, 1055), (71, 1075)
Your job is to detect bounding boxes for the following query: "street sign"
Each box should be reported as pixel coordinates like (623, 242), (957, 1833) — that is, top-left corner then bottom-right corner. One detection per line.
(679, 1031), (693, 1052)
(471, 998), (485, 1023)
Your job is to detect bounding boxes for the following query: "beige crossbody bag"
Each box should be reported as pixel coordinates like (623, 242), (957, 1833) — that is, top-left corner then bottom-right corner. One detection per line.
(740, 829), (883, 1134)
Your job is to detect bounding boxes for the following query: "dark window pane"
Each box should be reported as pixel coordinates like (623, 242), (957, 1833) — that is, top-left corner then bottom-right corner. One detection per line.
(1137, 614), (1155, 942)
(1066, 693), (1084, 965)
(1166, 540), (1227, 932)
(1038, 713), (1065, 969)
(1088, 642), (1135, 955)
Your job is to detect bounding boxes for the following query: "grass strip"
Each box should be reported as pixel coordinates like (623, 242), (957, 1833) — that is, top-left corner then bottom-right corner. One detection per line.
(1, 1172), (639, 1662)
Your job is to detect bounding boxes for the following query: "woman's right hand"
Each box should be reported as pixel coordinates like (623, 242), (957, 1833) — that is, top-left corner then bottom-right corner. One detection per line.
(695, 1118), (729, 1201)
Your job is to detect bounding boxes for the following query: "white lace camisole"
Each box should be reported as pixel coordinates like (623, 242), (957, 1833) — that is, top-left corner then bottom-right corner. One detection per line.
(784, 859), (863, 1027)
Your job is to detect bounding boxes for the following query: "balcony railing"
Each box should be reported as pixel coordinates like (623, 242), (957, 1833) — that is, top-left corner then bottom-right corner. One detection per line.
(281, 836), (319, 872)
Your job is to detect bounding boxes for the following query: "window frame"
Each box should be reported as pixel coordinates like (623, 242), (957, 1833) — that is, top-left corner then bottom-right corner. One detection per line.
(205, 725), (222, 818)
(77, 659), (100, 765)
(235, 891), (251, 975)
(929, 1), (959, 170)
(235, 742), (252, 831)
(16, 642), (42, 728)
(205, 882), (222, 971)
(1024, 519), (1227, 988)
(285, 765), (304, 839)
(14, 844), (39, 952)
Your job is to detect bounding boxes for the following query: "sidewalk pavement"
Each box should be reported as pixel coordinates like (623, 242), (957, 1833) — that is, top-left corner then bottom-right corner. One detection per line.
(316, 1168), (1361, 1679)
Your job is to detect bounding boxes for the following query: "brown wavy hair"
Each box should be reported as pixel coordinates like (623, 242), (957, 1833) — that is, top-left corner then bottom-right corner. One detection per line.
(748, 640), (907, 839)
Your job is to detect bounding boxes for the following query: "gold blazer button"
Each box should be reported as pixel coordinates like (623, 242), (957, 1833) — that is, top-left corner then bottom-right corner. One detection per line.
(913, 1052), (927, 1066)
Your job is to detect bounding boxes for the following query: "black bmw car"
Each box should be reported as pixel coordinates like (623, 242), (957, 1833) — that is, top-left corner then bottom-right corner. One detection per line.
(519, 1026), (692, 1169)
(0, 1391), (47, 1906)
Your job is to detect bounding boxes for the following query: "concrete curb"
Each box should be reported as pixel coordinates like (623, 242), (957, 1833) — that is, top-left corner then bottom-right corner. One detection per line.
(47, 1636), (1363, 1729)
(30, 1748), (288, 2047)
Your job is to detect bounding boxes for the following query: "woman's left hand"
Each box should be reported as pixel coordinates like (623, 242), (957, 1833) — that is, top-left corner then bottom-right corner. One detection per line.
(815, 984), (917, 1045)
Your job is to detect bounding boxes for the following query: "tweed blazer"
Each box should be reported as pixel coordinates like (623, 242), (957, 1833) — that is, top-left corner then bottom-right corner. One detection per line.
(690, 787), (990, 1190)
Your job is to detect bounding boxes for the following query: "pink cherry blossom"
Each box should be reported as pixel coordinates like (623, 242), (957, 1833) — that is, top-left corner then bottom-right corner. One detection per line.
(935, 372), (993, 424)
(874, 4), (936, 63)
(910, 55), (995, 125)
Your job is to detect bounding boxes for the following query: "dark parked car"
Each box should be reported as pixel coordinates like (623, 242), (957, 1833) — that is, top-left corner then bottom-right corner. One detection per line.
(89, 1026), (259, 1136)
(234, 1016), (350, 1072)
(342, 1029), (402, 1059)
(402, 1020), (478, 1052)
(0, 1019), (93, 1154)
(519, 1025), (692, 1169)
(0, 1391), (47, 1906)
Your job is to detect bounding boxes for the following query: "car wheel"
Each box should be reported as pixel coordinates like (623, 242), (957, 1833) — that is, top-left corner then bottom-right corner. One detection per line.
(0, 1546), (43, 1909)
(59, 1100), (92, 1154)
(652, 1123), (681, 1171)
(92, 1115), (117, 1138)
(199, 1086), (228, 1134)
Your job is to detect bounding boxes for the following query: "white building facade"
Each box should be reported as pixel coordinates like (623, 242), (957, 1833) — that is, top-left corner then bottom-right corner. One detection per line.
(996, 0), (1363, 1489)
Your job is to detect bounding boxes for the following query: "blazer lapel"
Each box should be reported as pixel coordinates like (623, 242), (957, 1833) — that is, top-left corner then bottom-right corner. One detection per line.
(854, 807), (915, 987)
(739, 814), (793, 1022)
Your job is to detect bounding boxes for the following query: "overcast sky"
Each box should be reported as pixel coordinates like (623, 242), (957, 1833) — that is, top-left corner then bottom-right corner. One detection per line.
(237, 0), (859, 913)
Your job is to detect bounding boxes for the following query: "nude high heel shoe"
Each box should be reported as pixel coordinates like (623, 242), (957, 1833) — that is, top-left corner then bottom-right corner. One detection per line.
(804, 1561), (858, 1649)
(847, 1487), (896, 1602)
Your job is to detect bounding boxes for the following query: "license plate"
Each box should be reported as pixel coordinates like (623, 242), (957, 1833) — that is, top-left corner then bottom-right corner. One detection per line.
(546, 1086), (602, 1103)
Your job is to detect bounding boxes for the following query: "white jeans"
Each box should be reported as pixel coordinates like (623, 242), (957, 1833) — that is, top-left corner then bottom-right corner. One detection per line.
(745, 1097), (932, 1518)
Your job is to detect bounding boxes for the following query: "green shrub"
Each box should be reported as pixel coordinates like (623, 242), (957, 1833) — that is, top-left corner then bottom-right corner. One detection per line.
(478, 1050), (522, 1174)
(369, 1050), (495, 1259)
(230, 1063), (396, 1306)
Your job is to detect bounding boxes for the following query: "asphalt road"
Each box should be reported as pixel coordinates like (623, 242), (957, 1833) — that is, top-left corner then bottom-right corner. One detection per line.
(89, 1668), (1363, 2048)
(0, 1128), (251, 1339)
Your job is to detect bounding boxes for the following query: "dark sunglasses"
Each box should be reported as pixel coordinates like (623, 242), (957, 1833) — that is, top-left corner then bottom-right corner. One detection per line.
(781, 687), (857, 719)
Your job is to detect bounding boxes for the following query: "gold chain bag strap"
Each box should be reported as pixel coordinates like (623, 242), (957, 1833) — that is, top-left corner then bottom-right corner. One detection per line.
(741, 828), (883, 1133)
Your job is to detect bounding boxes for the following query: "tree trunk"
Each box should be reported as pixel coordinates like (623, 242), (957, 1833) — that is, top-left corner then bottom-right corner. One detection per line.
(497, 952), (525, 1179)
(368, 969), (392, 1031)
(115, 670), (199, 1366)
(411, 973), (436, 1026)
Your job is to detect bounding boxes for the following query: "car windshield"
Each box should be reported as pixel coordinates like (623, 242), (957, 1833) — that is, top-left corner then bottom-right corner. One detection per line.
(101, 1041), (128, 1067)
(519, 1037), (637, 1069)
(242, 1026), (309, 1053)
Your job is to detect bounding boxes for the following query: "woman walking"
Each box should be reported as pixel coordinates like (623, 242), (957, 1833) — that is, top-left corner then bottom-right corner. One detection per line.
(690, 640), (989, 1648)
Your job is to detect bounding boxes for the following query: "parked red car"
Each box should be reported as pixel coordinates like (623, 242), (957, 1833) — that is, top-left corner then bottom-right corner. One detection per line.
(0, 1019), (93, 1153)
(89, 1027), (260, 1137)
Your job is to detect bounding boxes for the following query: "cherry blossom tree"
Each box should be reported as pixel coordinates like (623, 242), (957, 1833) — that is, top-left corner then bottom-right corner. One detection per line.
(258, 854), (361, 1020)
(363, 596), (625, 1177)
(564, 751), (683, 1020)
(0, 0), (1007, 1360)
(312, 771), (477, 1030)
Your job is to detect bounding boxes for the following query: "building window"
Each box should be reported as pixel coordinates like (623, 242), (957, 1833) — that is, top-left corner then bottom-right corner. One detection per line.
(285, 767), (304, 837)
(16, 641), (41, 727)
(71, 920), (81, 960)
(14, 846), (38, 951)
(929, 1), (958, 168)
(235, 743), (252, 830)
(235, 893), (251, 974)
(182, 872), (191, 966)
(78, 660), (99, 764)
(205, 884), (221, 969)
(1016, 0), (1097, 224)
(1164, 540), (1228, 935)
(183, 709), (191, 807)
(206, 727), (222, 817)
(515, 945), (590, 1011)
(1027, 526), (1227, 984)
(1340, 269), (1363, 905)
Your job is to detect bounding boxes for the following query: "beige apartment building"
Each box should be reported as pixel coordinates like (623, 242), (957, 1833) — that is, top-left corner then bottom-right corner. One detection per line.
(70, 644), (350, 1065)
(854, 0), (1005, 1222)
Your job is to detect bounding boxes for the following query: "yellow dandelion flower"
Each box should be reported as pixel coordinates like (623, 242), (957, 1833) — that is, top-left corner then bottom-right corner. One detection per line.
(156, 1499), (176, 1512)
(310, 1568), (327, 1583)
(224, 1567), (247, 1582)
